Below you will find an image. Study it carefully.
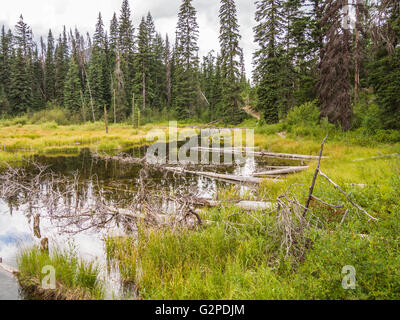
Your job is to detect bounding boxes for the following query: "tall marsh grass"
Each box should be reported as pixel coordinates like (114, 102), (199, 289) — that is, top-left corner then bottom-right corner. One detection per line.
(17, 246), (104, 300)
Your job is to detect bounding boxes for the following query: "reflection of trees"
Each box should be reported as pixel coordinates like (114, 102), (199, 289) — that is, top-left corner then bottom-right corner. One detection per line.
(0, 160), (209, 236)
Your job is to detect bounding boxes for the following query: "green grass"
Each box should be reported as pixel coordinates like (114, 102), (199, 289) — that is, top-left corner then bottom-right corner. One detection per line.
(0, 121), (204, 165)
(105, 126), (400, 300)
(17, 246), (104, 300)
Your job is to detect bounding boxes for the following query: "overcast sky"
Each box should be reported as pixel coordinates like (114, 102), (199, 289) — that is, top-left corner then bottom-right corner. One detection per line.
(0, 0), (257, 75)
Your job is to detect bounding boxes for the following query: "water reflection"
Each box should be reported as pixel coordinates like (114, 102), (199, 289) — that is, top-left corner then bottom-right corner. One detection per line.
(0, 147), (300, 300)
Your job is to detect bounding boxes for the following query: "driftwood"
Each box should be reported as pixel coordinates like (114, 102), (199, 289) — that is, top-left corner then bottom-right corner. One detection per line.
(235, 201), (275, 211)
(353, 153), (399, 162)
(191, 147), (328, 160)
(194, 198), (275, 211)
(164, 167), (278, 184)
(254, 166), (309, 176)
(0, 258), (19, 278)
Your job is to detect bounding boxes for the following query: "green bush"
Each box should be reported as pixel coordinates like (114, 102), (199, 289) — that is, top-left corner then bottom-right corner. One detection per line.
(30, 105), (71, 125)
(286, 100), (320, 126)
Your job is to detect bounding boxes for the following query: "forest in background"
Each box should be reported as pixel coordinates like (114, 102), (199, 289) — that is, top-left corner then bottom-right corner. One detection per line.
(0, 0), (399, 131)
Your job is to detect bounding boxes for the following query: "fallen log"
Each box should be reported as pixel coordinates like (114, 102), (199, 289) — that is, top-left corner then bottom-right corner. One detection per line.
(165, 167), (265, 184)
(353, 153), (399, 162)
(194, 199), (275, 211)
(253, 166), (309, 176)
(0, 258), (19, 278)
(236, 201), (275, 211)
(191, 147), (328, 160)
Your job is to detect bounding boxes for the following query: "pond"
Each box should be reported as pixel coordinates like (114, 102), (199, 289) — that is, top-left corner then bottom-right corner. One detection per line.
(0, 144), (300, 300)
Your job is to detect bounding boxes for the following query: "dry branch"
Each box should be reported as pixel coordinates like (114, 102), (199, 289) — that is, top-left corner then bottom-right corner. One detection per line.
(318, 170), (378, 221)
(253, 166), (309, 176)
(191, 147), (328, 160)
(164, 167), (270, 184)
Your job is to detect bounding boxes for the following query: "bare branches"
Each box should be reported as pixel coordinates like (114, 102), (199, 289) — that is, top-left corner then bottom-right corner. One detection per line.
(0, 160), (204, 237)
(318, 170), (378, 222)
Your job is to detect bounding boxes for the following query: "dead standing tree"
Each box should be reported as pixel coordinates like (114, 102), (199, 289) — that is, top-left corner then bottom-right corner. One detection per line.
(276, 135), (378, 261)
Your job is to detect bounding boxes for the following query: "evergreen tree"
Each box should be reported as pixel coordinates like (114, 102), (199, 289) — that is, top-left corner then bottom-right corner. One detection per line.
(151, 33), (167, 110)
(118, 0), (135, 113)
(54, 29), (69, 105)
(64, 56), (82, 114)
(165, 34), (172, 107)
(14, 15), (33, 57)
(45, 29), (56, 102)
(368, 0), (400, 129)
(219, 0), (245, 124)
(253, 0), (285, 123)
(31, 46), (45, 110)
(134, 16), (152, 110)
(0, 26), (12, 95)
(9, 48), (32, 114)
(109, 13), (119, 73)
(173, 0), (200, 119)
(87, 13), (109, 118)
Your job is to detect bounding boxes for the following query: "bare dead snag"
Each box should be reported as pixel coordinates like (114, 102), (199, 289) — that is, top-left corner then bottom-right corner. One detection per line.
(303, 134), (329, 217)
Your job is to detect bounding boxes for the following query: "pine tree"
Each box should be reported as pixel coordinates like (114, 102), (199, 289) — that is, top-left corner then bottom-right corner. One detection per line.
(368, 0), (400, 129)
(151, 33), (167, 110)
(0, 26), (12, 95)
(253, 0), (285, 124)
(31, 46), (45, 110)
(87, 13), (109, 118)
(165, 34), (172, 107)
(14, 15), (33, 58)
(173, 0), (200, 119)
(118, 0), (135, 113)
(9, 48), (32, 114)
(54, 27), (69, 105)
(45, 29), (56, 102)
(64, 56), (82, 114)
(109, 13), (119, 73)
(219, 0), (245, 124)
(135, 17), (152, 110)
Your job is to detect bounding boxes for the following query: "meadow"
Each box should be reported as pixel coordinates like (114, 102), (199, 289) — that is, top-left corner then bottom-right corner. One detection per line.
(4, 110), (400, 300)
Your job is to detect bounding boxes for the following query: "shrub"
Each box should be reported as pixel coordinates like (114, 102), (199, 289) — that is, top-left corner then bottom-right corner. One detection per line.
(30, 106), (71, 125)
(286, 100), (320, 126)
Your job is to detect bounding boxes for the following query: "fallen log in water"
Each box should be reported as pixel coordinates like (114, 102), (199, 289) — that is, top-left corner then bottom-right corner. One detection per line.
(0, 258), (19, 278)
(191, 147), (328, 160)
(253, 166), (309, 176)
(164, 167), (281, 184)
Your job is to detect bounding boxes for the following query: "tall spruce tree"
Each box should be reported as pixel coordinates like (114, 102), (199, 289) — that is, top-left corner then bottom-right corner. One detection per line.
(253, 0), (285, 123)
(54, 28), (69, 105)
(134, 16), (152, 110)
(64, 56), (82, 114)
(173, 0), (200, 119)
(368, 0), (400, 129)
(118, 0), (135, 114)
(45, 29), (56, 102)
(0, 26), (12, 95)
(9, 48), (32, 114)
(219, 0), (245, 124)
(87, 13), (109, 118)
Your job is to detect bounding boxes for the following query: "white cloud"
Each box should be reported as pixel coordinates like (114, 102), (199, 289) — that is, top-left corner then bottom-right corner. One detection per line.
(0, 0), (256, 74)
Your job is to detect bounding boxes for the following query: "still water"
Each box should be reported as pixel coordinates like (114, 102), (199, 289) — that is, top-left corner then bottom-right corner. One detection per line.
(0, 146), (299, 300)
